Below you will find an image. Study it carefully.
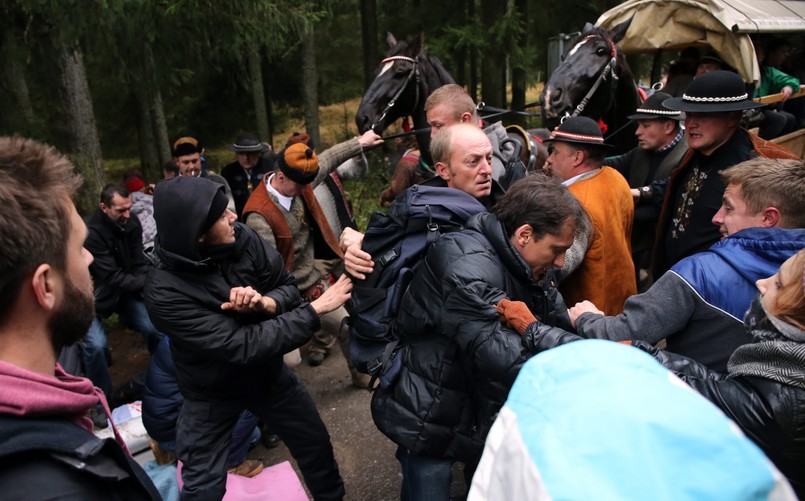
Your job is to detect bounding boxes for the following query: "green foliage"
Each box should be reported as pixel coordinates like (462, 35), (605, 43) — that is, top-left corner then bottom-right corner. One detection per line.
(341, 149), (389, 230)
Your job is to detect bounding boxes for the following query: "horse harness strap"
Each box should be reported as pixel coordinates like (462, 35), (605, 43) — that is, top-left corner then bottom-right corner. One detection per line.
(371, 56), (421, 132)
(572, 34), (619, 118)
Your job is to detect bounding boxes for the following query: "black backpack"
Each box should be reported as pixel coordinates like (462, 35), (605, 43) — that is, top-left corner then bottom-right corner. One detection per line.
(348, 184), (486, 377)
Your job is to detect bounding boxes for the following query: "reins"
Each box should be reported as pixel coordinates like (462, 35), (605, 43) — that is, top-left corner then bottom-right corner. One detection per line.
(476, 102), (542, 121)
(370, 55), (421, 133)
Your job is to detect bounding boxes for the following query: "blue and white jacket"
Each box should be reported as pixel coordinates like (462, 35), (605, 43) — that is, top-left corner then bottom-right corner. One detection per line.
(575, 227), (805, 371)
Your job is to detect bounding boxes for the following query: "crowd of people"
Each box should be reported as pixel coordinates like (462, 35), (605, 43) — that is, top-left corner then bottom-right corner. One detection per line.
(0, 48), (803, 501)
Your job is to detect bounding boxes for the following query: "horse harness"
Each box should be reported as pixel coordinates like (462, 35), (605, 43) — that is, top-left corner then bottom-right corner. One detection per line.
(571, 34), (620, 118)
(370, 55), (422, 133)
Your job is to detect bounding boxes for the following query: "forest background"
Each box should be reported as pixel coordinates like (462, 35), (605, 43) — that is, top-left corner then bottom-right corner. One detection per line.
(1, 0), (628, 221)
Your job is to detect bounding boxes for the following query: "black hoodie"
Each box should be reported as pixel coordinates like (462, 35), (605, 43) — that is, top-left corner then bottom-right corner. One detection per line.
(144, 176), (320, 400)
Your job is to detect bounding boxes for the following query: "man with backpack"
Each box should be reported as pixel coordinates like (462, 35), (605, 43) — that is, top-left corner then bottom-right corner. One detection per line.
(377, 83), (527, 205)
(371, 173), (586, 500)
(340, 123), (505, 280)
(344, 123), (507, 374)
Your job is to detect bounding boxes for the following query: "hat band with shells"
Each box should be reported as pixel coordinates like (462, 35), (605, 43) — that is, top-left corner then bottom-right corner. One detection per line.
(231, 142), (264, 152)
(634, 108), (680, 116)
(682, 92), (749, 103)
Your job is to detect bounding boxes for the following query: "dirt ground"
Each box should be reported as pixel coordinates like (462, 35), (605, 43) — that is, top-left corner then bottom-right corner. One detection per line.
(107, 325), (466, 500)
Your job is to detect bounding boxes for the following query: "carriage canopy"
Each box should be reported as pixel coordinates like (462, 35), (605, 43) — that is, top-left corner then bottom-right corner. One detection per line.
(596, 0), (805, 85)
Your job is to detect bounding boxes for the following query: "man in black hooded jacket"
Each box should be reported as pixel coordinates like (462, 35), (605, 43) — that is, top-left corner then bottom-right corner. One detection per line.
(144, 176), (350, 500)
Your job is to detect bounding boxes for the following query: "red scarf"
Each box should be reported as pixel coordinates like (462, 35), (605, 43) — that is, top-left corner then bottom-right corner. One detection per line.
(0, 360), (129, 453)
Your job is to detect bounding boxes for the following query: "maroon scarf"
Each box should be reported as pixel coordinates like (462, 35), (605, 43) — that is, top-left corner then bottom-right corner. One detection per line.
(0, 360), (129, 453)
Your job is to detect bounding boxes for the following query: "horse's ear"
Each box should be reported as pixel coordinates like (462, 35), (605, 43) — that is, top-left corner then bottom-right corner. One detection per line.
(582, 22), (596, 34)
(408, 33), (424, 55)
(610, 18), (633, 44)
(387, 32), (398, 49)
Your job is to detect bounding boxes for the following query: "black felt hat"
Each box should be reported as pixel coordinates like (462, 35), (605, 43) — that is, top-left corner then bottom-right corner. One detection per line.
(543, 116), (612, 148)
(227, 133), (268, 153)
(627, 92), (683, 120)
(663, 70), (765, 113)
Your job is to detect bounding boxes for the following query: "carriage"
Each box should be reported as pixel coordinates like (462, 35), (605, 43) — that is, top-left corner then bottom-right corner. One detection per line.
(594, 0), (805, 155)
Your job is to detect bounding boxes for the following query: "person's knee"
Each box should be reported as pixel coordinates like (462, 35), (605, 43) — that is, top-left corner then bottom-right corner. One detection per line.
(84, 319), (108, 352)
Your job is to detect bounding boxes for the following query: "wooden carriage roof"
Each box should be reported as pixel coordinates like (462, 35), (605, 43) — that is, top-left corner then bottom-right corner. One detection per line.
(596, 0), (805, 84)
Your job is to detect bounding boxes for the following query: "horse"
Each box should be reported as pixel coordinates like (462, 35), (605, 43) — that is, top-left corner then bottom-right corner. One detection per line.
(357, 33), (548, 204)
(540, 19), (641, 154)
(355, 33), (454, 166)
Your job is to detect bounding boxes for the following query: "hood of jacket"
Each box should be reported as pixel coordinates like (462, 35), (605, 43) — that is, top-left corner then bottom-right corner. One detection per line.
(153, 176), (224, 263)
(709, 227), (805, 287)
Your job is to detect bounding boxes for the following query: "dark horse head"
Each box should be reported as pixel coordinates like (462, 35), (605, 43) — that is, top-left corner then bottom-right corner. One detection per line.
(540, 19), (640, 153)
(355, 33), (454, 161)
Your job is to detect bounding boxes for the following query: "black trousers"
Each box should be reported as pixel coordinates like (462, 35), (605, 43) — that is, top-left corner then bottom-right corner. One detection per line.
(176, 365), (344, 501)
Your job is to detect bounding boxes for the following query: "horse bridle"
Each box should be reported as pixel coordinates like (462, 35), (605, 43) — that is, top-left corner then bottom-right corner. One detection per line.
(370, 55), (421, 132)
(570, 34), (619, 118)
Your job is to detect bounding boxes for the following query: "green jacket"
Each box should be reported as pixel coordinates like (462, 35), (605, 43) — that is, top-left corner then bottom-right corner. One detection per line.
(754, 65), (800, 97)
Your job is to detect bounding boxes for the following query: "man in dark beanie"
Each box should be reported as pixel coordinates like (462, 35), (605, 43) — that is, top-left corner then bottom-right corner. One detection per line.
(171, 136), (236, 212)
(144, 175), (349, 500)
(243, 142), (372, 388)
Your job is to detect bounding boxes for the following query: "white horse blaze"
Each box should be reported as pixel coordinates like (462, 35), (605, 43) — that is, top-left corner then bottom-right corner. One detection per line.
(567, 38), (589, 58)
(544, 89), (554, 113)
(378, 61), (395, 77)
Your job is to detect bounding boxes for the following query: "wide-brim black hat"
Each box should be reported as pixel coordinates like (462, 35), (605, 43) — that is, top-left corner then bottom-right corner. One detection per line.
(543, 116), (612, 148)
(663, 70), (765, 113)
(228, 132), (268, 153)
(627, 92), (683, 120)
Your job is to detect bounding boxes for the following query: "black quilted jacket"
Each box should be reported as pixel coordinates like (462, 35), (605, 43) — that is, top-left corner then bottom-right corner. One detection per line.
(371, 212), (573, 463)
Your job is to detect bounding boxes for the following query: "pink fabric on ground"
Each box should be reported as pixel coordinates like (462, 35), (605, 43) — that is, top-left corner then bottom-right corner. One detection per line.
(177, 460), (308, 500)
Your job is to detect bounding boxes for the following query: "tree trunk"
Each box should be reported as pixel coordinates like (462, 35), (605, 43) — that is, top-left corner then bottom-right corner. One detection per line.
(359, 0), (379, 89)
(56, 38), (103, 215)
(480, 0), (506, 108)
(468, 0), (478, 102)
(143, 46), (171, 166)
(249, 44), (270, 142)
(454, 0), (467, 86)
(3, 28), (36, 129)
(134, 85), (159, 180)
(302, 28), (320, 148)
(262, 54), (274, 146)
(510, 0), (528, 126)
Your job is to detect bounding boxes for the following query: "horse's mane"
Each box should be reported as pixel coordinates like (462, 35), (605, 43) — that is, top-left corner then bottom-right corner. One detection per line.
(423, 51), (455, 85)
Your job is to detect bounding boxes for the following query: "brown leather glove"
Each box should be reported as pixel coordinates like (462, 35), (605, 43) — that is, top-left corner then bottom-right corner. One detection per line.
(495, 299), (537, 336)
